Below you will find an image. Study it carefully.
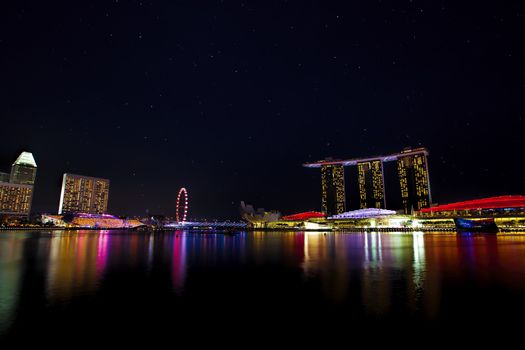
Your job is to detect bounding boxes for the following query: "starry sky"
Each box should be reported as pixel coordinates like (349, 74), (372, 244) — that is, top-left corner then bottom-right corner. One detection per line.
(1, 1), (524, 219)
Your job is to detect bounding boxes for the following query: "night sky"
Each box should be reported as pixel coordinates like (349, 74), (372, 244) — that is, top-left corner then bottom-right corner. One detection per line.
(1, 1), (524, 219)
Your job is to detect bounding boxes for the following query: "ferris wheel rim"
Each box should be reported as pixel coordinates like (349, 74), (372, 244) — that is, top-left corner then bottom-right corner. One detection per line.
(176, 187), (188, 222)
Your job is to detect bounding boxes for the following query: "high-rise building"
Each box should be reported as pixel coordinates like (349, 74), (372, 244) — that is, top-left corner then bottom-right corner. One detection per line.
(0, 172), (9, 183)
(10, 152), (37, 185)
(320, 164), (346, 216)
(397, 148), (431, 214)
(58, 174), (110, 214)
(0, 151), (37, 216)
(357, 160), (385, 209)
(0, 183), (34, 215)
(304, 147), (432, 214)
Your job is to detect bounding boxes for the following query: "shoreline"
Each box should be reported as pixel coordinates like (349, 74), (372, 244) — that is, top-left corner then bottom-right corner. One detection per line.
(1, 226), (524, 233)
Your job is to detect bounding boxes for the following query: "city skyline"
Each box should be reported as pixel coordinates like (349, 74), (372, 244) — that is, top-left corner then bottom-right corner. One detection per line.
(1, 1), (524, 342)
(1, 1), (523, 218)
(0, 142), (521, 218)
(0, 144), (512, 220)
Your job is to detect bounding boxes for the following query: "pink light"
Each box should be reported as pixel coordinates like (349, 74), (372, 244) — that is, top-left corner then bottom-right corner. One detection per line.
(176, 187), (189, 222)
(96, 233), (109, 279)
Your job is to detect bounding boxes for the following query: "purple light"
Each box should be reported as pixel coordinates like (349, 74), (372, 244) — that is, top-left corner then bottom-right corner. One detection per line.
(329, 208), (397, 219)
(76, 213), (117, 219)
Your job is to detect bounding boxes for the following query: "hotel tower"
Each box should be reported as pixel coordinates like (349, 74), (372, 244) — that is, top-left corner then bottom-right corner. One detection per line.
(58, 174), (110, 214)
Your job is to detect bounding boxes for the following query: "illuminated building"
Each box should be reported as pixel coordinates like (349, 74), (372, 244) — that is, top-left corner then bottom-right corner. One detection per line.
(0, 183), (34, 215)
(0, 151), (37, 216)
(328, 208), (396, 219)
(265, 211), (329, 230)
(58, 174), (110, 214)
(321, 164), (346, 216)
(41, 213), (143, 228)
(281, 211), (326, 221)
(419, 195), (525, 216)
(304, 148), (431, 214)
(9, 151), (37, 185)
(416, 196), (525, 231)
(240, 201), (281, 228)
(357, 160), (385, 209)
(397, 148), (431, 214)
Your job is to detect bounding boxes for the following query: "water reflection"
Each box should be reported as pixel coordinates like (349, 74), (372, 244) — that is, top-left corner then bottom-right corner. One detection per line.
(0, 234), (25, 333)
(171, 232), (186, 293)
(46, 231), (108, 301)
(2, 230), (525, 335)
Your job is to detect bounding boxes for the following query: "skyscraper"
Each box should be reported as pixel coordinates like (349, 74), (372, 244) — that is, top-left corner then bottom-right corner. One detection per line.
(0, 183), (34, 215)
(320, 164), (346, 216)
(0, 151), (37, 216)
(305, 147), (433, 214)
(9, 152), (37, 185)
(397, 148), (432, 214)
(58, 174), (110, 214)
(357, 160), (385, 209)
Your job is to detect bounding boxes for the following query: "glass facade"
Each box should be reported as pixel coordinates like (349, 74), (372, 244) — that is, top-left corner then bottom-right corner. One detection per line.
(9, 152), (37, 185)
(357, 160), (385, 209)
(59, 174), (110, 214)
(321, 164), (346, 216)
(0, 172), (9, 183)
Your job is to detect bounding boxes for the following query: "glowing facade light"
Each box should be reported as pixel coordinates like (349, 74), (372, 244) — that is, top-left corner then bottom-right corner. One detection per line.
(282, 211), (325, 221)
(0, 151), (37, 216)
(320, 164), (346, 216)
(397, 152), (431, 214)
(328, 208), (397, 219)
(357, 160), (386, 209)
(420, 195), (525, 213)
(58, 174), (110, 215)
(0, 182), (34, 215)
(12, 151), (37, 168)
(303, 147), (431, 215)
(40, 213), (143, 228)
(176, 187), (189, 222)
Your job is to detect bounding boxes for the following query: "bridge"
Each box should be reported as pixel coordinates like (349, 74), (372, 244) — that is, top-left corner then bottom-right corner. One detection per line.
(164, 221), (248, 230)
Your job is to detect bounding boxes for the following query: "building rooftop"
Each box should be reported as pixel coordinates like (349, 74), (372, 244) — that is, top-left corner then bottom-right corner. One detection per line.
(281, 211), (325, 221)
(64, 173), (109, 181)
(328, 208), (397, 219)
(13, 151), (37, 167)
(420, 195), (525, 213)
(303, 147), (428, 168)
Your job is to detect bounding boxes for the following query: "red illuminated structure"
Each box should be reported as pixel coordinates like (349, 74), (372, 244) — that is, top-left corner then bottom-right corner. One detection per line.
(420, 196), (525, 213)
(281, 211), (326, 221)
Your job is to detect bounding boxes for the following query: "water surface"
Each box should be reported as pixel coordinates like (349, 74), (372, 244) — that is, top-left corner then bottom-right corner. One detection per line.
(1, 230), (525, 343)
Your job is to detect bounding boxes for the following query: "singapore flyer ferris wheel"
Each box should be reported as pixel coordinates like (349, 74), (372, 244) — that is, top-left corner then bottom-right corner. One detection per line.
(176, 187), (189, 222)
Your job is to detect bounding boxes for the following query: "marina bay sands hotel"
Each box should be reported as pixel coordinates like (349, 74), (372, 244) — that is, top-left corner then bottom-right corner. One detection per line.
(303, 147), (432, 215)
